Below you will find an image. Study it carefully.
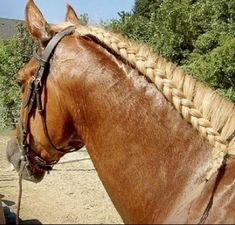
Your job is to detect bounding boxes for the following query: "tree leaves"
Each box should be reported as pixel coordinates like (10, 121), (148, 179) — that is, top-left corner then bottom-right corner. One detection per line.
(0, 23), (37, 128)
(108, 0), (235, 101)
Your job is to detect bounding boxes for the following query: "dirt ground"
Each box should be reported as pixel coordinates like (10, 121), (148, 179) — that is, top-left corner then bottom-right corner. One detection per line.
(0, 134), (123, 224)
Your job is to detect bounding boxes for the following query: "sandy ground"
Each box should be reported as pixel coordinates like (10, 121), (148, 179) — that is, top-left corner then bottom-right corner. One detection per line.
(0, 134), (123, 224)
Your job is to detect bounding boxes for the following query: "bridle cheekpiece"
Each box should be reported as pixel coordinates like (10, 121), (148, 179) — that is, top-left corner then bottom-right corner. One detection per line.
(18, 26), (80, 173)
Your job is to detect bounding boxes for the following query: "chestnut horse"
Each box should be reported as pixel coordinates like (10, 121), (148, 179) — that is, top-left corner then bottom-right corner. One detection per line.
(6, 0), (235, 224)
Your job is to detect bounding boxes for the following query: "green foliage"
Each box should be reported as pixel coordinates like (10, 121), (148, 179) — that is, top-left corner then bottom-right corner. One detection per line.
(183, 37), (235, 100)
(0, 23), (37, 128)
(133, 0), (162, 18)
(107, 0), (235, 101)
(79, 13), (89, 25)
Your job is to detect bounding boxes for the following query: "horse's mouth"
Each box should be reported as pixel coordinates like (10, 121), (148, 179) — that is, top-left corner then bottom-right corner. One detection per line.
(6, 138), (45, 183)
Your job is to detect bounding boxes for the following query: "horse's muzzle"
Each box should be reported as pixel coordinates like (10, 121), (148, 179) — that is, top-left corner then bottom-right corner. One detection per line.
(6, 138), (45, 183)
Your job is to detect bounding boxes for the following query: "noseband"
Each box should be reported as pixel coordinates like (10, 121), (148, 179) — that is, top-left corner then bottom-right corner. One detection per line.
(18, 26), (82, 172)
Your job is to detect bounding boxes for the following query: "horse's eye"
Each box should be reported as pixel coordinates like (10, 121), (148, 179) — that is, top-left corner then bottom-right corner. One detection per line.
(16, 78), (25, 89)
(17, 80), (23, 87)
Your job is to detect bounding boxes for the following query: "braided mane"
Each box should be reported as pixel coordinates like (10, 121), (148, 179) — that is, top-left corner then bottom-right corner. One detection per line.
(53, 23), (235, 181)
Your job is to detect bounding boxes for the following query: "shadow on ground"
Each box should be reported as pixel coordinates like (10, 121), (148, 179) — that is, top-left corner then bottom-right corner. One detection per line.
(3, 199), (42, 225)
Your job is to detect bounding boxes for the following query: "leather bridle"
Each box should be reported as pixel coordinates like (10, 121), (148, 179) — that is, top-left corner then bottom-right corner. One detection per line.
(18, 26), (83, 172)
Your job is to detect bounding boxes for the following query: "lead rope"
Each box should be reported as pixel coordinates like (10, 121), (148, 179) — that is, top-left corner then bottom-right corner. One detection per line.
(16, 161), (26, 225)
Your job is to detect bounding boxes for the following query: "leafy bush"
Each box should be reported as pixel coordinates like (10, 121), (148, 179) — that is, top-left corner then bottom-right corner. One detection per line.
(183, 37), (235, 100)
(0, 23), (37, 128)
(107, 0), (235, 101)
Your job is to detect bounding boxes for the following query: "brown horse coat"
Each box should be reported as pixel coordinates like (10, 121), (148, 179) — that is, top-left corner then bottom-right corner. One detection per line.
(6, 0), (235, 224)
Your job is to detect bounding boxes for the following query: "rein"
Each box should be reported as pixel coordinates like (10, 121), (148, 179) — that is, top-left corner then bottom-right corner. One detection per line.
(16, 161), (26, 225)
(16, 26), (81, 224)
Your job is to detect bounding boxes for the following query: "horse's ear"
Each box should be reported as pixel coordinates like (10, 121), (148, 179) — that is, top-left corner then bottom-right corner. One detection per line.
(65, 4), (80, 24)
(25, 0), (53, 47)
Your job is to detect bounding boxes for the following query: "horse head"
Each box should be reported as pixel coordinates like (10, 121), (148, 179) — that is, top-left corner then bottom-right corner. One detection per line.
(6, 0), (84, 183)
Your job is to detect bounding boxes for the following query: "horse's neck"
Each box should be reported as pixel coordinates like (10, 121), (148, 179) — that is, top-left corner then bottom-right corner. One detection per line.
(72, 40), (212, 223)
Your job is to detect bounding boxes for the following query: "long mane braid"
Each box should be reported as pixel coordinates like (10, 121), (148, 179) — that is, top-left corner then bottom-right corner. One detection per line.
(53, 22), (235, 182)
